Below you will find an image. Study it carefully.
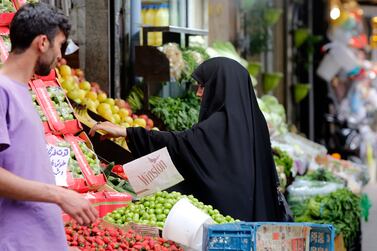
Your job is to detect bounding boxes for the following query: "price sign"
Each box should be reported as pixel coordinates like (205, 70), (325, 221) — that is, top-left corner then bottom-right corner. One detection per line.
(47, 144), (70, 186)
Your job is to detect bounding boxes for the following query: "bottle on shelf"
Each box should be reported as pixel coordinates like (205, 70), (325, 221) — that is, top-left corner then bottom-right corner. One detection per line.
(144, 4), (156, 46)
(370, 17), (377, 62)
(140, 5), (147, 45)
(154, 4), (169, 46)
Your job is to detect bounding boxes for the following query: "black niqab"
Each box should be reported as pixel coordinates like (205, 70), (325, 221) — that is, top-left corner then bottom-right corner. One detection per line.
(126, 57), (282, 221)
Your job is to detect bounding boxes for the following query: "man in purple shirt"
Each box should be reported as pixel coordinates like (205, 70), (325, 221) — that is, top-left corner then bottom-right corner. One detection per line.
(0, 3), (98, 250)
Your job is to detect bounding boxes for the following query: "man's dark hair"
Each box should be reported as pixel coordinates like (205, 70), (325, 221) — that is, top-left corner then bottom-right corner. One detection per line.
(9, 2), (71, 53)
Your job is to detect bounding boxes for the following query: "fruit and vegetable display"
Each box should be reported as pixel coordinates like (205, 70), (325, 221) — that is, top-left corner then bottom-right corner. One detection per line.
(104, 191), (236, 228)
(47, 86), (75, 121)
(272, 147), (293, 190)
(102, 163), (136, 197)
(30, 90), (47, 122)
(206, 41), (248, 68)
(55, 139), (102, 179)
(257, 95), (288, 136)
(65, 220), (184, 251)
(149, 91), (200, 131)
(159, 43), (185, 81)
(126, 86), (144, 112)
(181, 47), (209, 83)
(57, 64), (156, 130)
(302, 168), (344, 184)
(293, 188), (361, 249)
(0, 0), (16, 12)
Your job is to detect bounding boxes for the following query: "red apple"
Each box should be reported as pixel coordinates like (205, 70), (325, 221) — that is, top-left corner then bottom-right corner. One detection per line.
(147, 119), (154, 128)
(132, 114), (138, 119)
(115, 98), (127, 109)
(139, 115), (149, 121)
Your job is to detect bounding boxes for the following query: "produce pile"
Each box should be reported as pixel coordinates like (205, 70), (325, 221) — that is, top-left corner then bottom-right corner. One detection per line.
(149, 91), (200, 131)
(65, 220), (183, 251)
(159, 43), (209, 83)
(181, 47), (209, 83)
(55, 140), (102, 179)
(293, 188), (361, 249)
(58, 64), (155, 129)
(206, 41), (248, 68)
(159, 43), (185, 81)
(0, 0), (15, 12)
(47, 86), (75, 121)
(272, 147), (293, 190)
(257, 95), (288, 136)
(104, 191), (236, 228)
(30, 90), (47, 122)
(103, 164), (136, 197)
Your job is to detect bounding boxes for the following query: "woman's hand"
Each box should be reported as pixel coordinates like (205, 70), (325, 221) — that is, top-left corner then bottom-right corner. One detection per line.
(89, 121), (127, 139)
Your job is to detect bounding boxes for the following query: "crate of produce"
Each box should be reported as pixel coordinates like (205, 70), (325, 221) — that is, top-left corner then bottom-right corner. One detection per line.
(29, 79), (82, 135)
(45, 133), (106, 192)
(203, 222), (335, 251)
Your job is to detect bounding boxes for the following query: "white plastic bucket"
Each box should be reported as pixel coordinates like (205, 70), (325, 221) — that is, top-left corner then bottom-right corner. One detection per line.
(162, 198), (214, 251)
(317, 53), (341, 82)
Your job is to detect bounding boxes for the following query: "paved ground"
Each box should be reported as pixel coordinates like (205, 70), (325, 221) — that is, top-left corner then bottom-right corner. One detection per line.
(362, 183), (377, 251)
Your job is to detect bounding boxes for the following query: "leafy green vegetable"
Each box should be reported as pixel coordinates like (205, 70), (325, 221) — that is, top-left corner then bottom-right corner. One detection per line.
(293, 188), (361, 249)
(303, 168), (344, 184)
(181, 47), (210, 83)
(207, 41), (248, 68)
(273, 147), (293, 177)
(126, 86), (144, 112)
(149, 92), (200, 131)
(0, 0), (16, 12)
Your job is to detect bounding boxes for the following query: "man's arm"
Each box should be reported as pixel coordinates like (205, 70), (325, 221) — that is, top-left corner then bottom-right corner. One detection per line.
(0, 166), (98, 225)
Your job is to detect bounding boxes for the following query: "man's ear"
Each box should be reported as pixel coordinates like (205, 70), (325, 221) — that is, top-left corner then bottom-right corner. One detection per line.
(34, 34), (50, 53)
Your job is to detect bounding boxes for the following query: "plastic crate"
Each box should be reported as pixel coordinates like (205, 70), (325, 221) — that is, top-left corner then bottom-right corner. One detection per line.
(203, 222), (335, 251)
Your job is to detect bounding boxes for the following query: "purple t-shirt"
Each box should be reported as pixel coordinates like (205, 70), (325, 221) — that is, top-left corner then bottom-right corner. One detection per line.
(0, 75), (68, 251)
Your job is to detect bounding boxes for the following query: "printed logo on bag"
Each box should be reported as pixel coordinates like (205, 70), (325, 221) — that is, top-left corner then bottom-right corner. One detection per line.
(123, 147), (184, 198)
(138, 156), (168, 186)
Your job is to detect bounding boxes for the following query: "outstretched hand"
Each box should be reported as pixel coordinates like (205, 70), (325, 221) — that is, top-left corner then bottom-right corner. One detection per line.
(89, 121), (127, 140)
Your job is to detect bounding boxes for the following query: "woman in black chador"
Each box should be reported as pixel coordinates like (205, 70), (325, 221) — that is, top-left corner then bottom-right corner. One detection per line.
(90, 57), (283, 221)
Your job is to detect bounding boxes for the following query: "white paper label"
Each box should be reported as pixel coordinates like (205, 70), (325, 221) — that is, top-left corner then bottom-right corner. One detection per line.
(47, 144), (70, 186)
(123, 147), (184, 198)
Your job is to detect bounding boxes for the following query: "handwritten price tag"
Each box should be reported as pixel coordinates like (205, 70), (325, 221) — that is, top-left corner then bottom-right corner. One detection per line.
(47, 144), (70, 186)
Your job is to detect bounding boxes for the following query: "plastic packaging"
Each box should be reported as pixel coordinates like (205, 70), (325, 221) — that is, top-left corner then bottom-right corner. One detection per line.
(287, 179), (344, 203)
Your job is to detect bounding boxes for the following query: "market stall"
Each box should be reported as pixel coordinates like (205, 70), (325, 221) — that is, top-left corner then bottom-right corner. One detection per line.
(0, 1), (372, 250)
